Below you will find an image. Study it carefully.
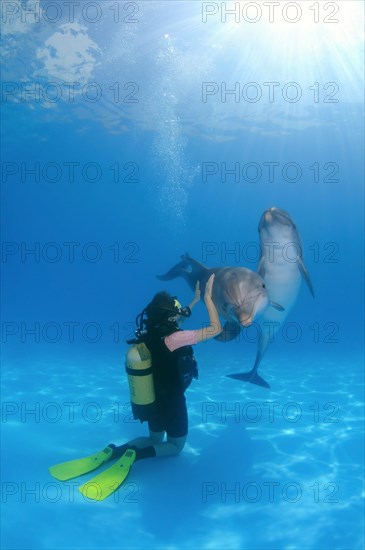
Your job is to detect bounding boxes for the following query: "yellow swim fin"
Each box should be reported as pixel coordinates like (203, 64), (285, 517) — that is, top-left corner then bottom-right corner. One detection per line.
(79, 449), (136, 501)
(49, 446), (114, 481)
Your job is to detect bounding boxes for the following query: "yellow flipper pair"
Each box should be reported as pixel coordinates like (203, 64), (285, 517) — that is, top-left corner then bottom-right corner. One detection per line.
(49, 447), (136, 501)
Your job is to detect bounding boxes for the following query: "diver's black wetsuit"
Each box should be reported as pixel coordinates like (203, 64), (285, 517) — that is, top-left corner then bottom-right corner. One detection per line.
(144, 330), (194, 438)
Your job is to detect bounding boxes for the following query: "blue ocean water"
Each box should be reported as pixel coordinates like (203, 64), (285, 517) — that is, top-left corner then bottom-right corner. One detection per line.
(1, 1), (364, 549)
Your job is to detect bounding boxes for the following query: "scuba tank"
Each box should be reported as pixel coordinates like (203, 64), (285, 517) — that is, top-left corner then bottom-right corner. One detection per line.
(125, 342), (156, 422)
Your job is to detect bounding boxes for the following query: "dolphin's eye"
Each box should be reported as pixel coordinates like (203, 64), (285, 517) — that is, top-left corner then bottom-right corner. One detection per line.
(262, 284), (266, 288)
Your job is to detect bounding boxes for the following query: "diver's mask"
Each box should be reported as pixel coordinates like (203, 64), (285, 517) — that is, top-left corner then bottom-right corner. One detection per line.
(126, 298), (191, 344)
(162, 298), (191, 319)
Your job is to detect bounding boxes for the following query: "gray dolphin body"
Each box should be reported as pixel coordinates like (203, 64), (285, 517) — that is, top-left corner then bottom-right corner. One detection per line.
(157, 254), (283, 341)
(227, 207), (315, 388)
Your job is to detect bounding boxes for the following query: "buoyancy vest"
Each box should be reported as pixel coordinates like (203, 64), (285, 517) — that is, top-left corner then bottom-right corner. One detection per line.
(144, 329), (198, 398)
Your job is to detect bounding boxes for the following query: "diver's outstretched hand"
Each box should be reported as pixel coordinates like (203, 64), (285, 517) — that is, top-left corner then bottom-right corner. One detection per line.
(204, 274), (215, 302)
(186, 281), (201, 316)
(193, 281), (201, 303)
(195, 274), (221, 342)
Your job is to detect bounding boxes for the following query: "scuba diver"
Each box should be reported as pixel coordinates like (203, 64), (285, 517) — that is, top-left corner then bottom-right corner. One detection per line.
(110, 273), (221, 461)
(49, 274), (222, 500)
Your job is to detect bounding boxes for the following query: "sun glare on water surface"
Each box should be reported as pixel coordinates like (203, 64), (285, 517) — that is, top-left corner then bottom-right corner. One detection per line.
(201, 2), (363, 55)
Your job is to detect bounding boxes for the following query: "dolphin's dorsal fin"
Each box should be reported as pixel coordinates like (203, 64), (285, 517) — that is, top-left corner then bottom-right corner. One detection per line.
(214, 321), (241, 342)
(298, 258), (315, 298)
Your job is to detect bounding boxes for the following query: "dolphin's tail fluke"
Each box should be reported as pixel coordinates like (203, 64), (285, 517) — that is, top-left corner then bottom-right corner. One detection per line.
(156, 254), (198, 290)
(157, 255), (190, 281)
(227, 371), (270, 389)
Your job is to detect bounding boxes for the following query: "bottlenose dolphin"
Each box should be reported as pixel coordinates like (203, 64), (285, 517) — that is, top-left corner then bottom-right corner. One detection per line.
(227, 207), (315, 388)
(157, 253), (284, 342)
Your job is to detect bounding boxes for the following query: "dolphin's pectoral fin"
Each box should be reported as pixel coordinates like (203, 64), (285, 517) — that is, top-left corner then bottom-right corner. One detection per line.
(269, 301), (285, 311)
(214, 322), (241, 342)
(298, 258), (315, 298)
(227, 371), (270, 389)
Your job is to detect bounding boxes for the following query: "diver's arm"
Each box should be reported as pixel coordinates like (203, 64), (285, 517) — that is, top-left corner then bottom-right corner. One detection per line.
(188, 281), (201, 311)
(177, 281), (201, 325)
(195, 274), (222, 342)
